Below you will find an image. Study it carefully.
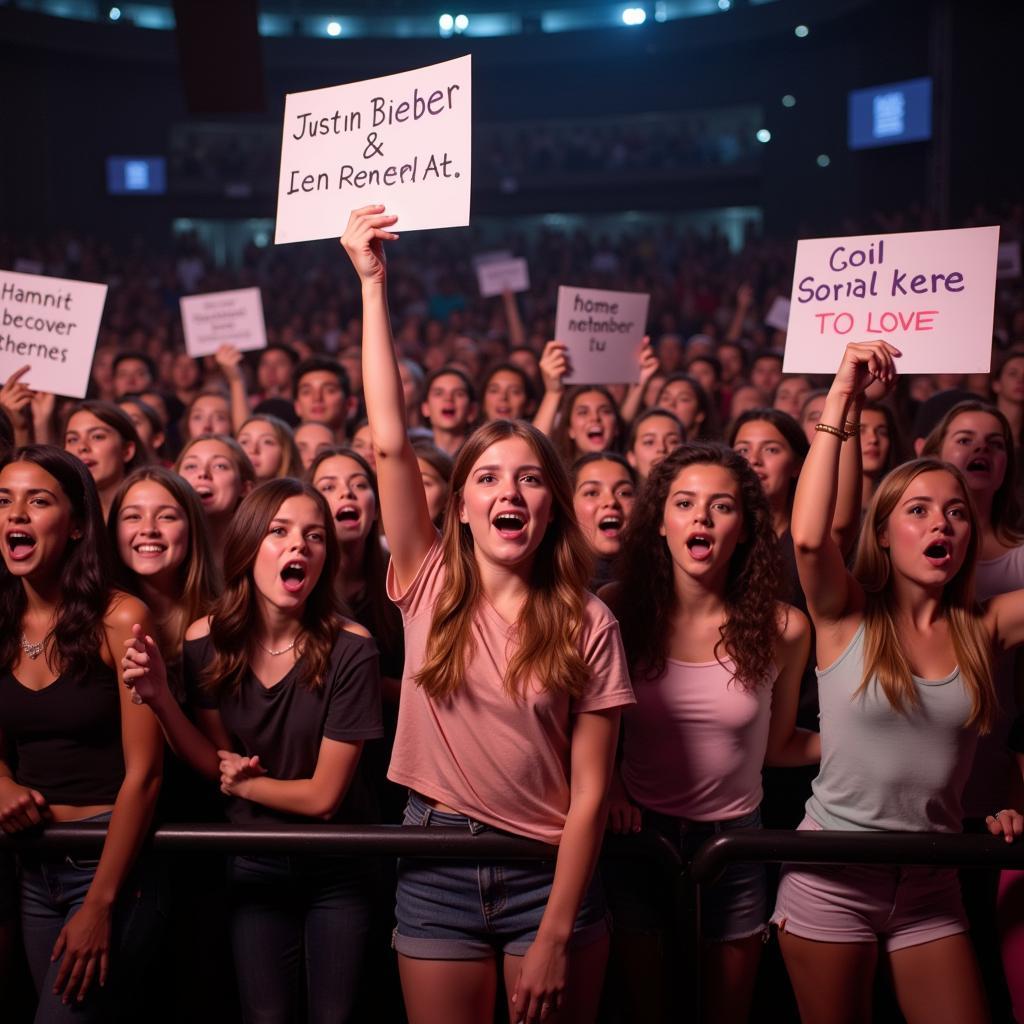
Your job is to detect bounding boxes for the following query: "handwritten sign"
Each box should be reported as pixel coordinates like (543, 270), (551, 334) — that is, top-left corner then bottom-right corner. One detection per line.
(180, 287), (267, 358)
(555, 285), (650, 385)
(783, 226), (999, 374)
(275, 56), (471, 244)
(0, 270), (107, 399)
(477, 257), (529, 298)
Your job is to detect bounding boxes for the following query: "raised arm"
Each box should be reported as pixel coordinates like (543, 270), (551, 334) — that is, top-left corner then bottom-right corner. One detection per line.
(618, 337), (659, 425)
(215, 345), (252, 433)
(830, 395), (865, 558)
(340, 206), (435, 589)
(533, 340), (568, 437)
(791, 342), (898, 627)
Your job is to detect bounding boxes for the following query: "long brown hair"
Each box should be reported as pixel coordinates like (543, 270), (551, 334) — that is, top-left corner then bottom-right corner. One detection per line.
(237, 414), (303, 480)
(852, 458), (995, 732)
(201, 479), (342, 695)
(612, 442), (783, 686)
(416, 419), (593, 700)
(921, 400), (1024, 546)
(108, 466), (220, 652)
(551, 386), (625, 465)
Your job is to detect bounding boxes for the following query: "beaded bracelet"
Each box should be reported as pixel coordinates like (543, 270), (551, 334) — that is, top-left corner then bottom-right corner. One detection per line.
(814, 422), (848, 441)
(844, 420), (862, 436)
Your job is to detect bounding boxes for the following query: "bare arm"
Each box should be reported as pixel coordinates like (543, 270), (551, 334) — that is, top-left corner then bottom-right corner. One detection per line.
(340, 206), (435, 590)
(532, 340), (568, 438)
(791, 342), (898, 627)
(215, 345), (252, 433)
(510, 708), (620, 1023)
(50, 596), (165, 1003)
(831, 395), (865, 558)
(764, 605), (820, 767)
(618, 338), (659, 426)
(219, 737), (364, 820)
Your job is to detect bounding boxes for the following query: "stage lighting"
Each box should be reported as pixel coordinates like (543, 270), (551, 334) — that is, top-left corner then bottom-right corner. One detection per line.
(439, 13), (455, 31)
(817, 154), (831, 167)
(454, 13), (469, 31)
(326, 20), (341, 37)
(782, 94), (796, 108)
(756, 129), (772, 143)
(622, 8), (647, 26)
(794, 24), (809, 38)
(108, 6), (121, 20)
(718, 0), (731, 10)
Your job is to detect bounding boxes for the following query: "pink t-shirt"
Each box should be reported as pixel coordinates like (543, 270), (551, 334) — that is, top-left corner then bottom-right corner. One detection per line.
(621, 657), (776, 821)
(387, 539), (635, 844)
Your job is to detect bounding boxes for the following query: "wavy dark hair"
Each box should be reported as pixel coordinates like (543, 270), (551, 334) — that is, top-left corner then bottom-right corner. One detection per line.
(201, 479), (342, 696)
(611, 442), (783, 688)
(307, 446), (402, 659)
(479, 362), (538, 421)
(0, 445), (113, 677)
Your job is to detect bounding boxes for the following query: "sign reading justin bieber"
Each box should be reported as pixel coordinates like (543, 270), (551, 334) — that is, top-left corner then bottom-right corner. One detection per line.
(783, 226), (999, 373)
(274, 55), (471, 243)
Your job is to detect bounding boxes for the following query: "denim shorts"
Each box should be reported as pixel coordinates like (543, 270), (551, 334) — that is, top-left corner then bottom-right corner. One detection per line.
(606, 806), (767, 943)
(393, 792), (610, 960)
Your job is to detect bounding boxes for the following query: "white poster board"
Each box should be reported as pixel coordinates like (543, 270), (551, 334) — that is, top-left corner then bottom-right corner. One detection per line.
(275, 55), (472, 244)
(180, 287), (267, 358)
(0, 270), (107, 399)
(555, 285), (650, 384)
(783, 226), (999, 374)
(477, 257), (529, 297)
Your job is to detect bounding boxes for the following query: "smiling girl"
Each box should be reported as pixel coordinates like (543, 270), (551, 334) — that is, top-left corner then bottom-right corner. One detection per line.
(342, 205), (635, 1024)
(0, 445), (163, 1020)
(122, 478), (383, 1023)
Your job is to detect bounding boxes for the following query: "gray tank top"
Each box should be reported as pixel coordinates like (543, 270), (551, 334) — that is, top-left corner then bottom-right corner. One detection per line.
(806, 621), (978, 833)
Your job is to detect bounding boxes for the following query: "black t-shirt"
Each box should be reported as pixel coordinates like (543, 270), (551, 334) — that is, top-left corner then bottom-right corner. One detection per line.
(184, 629), (384, 825)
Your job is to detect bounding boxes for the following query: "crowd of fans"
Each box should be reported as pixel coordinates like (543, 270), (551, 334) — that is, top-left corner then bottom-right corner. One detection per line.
(2, 200), (1024, 1023)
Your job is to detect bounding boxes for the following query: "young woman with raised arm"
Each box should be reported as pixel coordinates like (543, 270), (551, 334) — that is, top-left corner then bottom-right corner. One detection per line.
(122, 477), (383, 1023)
(342, 205), (635, 1024)
(775, 340), (1024, 1024)
(0, 445), (163, 1021)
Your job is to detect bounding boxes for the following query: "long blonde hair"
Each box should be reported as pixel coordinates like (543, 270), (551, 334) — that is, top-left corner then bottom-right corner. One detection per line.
(851, 458), (995, 733)
(415, 419), (594, 701)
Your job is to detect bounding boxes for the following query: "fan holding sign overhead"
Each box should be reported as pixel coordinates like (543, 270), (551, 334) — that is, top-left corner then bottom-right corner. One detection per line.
(275, 56), (472, 244)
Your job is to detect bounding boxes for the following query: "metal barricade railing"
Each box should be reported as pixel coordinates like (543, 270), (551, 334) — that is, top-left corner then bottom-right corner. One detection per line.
(5, 825), (1022, 1021)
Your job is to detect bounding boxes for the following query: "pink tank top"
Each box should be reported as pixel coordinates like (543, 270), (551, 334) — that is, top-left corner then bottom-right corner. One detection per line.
(621, 656), (775, 821)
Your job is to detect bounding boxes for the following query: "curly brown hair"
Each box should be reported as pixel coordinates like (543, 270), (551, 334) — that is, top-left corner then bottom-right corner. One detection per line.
(611, 442), (783, 687)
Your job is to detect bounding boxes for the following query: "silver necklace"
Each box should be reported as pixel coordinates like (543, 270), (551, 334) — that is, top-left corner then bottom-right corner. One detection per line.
(256, 636), (299, 657)
(20, 633), (51, 660)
